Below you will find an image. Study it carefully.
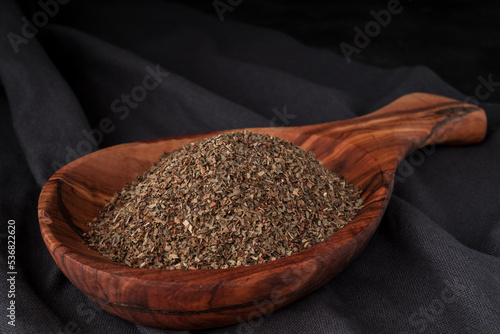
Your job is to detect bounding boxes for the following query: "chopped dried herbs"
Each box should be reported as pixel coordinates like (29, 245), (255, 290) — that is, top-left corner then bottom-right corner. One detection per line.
(84, 131), (363, 270)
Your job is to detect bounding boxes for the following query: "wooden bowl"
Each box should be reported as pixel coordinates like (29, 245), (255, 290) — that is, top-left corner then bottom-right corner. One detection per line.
(38, 93), (486, 330)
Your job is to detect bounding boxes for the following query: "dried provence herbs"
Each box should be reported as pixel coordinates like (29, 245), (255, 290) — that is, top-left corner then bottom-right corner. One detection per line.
(84, 131), (363, 270)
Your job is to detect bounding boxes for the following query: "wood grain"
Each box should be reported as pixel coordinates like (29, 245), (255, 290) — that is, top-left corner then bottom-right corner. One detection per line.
(38, 93), (486, 329)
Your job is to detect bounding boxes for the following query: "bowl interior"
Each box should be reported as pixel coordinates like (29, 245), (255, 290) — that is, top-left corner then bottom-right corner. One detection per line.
(53, 129), (386, 257)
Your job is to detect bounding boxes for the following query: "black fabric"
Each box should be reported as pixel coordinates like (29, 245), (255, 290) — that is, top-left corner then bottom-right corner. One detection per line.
(1, 0), (499, 333)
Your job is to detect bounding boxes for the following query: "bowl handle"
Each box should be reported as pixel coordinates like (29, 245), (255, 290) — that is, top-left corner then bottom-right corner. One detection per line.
(299, 92), (487, 169)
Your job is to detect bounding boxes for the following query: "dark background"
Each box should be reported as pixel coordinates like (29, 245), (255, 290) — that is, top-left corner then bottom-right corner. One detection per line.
(166, 0), (500, 103)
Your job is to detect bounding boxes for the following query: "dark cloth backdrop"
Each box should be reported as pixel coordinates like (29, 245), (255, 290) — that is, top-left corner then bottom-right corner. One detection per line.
(1, 0), (499, 333)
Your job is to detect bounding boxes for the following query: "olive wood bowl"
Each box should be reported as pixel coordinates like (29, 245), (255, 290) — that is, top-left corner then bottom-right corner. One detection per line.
(38, 93), (487, 330)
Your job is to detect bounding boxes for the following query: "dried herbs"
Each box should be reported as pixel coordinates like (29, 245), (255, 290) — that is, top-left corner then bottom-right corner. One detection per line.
(84, 131), (363, 270)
